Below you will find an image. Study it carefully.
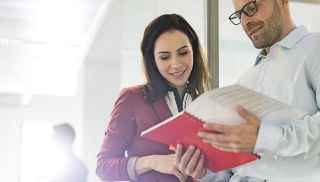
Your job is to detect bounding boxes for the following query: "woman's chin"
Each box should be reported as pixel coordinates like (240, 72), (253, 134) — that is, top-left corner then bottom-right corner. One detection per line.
(169, 81), (187, 89)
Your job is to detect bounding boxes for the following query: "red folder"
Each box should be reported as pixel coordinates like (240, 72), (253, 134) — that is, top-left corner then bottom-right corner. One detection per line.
(141, 112), (258, 172)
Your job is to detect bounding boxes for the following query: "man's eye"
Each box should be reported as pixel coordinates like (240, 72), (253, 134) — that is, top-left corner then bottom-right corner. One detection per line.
(246, 6), (255, 13)
(244, 3), (257, 14)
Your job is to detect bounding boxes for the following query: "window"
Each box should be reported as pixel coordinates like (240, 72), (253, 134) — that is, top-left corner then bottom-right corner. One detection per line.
(219, 0), (257, 87)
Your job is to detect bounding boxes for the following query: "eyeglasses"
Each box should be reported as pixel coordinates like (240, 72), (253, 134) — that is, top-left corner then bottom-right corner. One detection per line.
(229, 0), (258, 25)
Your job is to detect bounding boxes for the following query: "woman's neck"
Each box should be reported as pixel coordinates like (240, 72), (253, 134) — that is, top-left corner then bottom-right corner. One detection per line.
(176, 86), (185, 98)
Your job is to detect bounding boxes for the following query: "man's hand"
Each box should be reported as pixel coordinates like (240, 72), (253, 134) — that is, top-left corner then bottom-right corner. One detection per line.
(198, 106), (261, 153)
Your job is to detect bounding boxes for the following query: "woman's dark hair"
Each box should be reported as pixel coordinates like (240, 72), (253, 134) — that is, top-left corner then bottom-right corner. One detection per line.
(141, 14), (210, 102)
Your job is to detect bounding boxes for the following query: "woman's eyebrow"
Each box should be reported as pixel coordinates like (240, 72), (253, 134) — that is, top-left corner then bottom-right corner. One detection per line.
(157, 45), (188, 54)
(177, 45), (188, 51)
(157, 51), (170, 54)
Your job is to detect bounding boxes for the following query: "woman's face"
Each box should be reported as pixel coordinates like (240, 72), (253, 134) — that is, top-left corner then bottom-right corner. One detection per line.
(154, 30), (194, 90)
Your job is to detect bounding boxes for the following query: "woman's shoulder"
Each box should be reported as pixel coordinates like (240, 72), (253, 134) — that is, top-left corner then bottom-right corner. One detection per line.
(118, 84), (147, 101)
(111, 85), (148, 113)
(122, 84), (146, 93)
(119, 84), (167, 104)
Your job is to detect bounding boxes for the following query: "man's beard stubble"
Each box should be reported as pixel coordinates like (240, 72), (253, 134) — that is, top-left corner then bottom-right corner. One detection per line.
(250, 3), (283, 49)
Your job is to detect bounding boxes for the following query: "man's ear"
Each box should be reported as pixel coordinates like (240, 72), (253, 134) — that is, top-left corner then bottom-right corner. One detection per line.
(278, 0), (289, 6)
(275, 0), (289, 9)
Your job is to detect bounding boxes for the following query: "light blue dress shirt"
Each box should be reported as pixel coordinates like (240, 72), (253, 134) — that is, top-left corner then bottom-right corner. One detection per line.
(231, 26), (320, 182)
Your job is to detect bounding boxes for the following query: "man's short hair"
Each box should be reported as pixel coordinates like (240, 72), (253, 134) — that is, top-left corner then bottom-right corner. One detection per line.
(53, 123), (76, 144)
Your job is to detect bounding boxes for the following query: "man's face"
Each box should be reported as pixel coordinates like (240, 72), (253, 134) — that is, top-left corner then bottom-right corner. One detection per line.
(233, 0), (284, 49)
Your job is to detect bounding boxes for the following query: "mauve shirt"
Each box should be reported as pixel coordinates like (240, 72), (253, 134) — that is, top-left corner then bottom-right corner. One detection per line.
(96, 85), (194, 182)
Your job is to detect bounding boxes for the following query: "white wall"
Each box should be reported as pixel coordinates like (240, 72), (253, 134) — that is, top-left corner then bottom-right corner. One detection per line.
(0, 93), (84, 181)
(0, 106), (23, 182)
(0, 0), (99, 180)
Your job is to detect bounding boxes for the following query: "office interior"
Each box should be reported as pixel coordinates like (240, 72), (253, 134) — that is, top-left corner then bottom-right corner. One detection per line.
(0, 0), (319, 181)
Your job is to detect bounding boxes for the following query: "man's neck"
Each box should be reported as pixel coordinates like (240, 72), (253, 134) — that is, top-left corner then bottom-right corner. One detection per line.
(279, 23), (296, 43)
(265, 24), (296, 55)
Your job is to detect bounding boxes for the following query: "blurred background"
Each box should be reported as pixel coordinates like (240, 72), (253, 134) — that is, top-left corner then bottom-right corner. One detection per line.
(0, 0), (319, 181)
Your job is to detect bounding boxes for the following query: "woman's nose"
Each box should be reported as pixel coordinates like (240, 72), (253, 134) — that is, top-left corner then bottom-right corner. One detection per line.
(170, 57), (182, 68)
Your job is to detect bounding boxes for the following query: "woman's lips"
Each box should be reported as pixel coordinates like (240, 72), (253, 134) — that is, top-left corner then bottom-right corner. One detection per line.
(170, 70), (186, 79)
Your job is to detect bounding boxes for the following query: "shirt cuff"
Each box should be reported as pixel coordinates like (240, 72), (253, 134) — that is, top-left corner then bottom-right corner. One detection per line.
(127, 157), (138, 181)
(198, 169), (232, 182)
(197, 169), (212, 182)
(254, 122), (283, 154)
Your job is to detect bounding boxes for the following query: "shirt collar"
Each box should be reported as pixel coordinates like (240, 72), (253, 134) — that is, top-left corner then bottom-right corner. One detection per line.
(276, 26), (309, 49)
(254, 26), (309, 66)
(254, 49), (267, 66)
(165, 91), (192, 115)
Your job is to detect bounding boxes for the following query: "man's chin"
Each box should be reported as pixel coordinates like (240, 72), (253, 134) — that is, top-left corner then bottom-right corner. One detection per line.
(252, 40), (268, 49)
(253, 44), (264, 49)
(250, 36), (274, 49)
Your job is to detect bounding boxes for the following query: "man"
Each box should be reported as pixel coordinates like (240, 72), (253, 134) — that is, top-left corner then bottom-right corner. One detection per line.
(198, 0), (320, 182)
(50, 123), (88, 182)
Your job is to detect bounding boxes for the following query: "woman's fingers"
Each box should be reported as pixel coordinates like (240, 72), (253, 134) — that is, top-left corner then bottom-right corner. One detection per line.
(175, 144), (183, 163)
(172, 167), (188, 182)
(185, 148), (201, 175)
(191, 154), (206, 179)
(179, 145), (196, 172)
(174, 145), (207, 180)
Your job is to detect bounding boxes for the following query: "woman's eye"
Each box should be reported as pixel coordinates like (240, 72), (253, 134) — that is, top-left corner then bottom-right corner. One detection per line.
(179, 51), (188, 56)
(159, 55), (170, 60)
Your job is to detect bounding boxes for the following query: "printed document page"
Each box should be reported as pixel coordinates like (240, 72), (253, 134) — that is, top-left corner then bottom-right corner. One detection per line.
(186, 85), (307, 125)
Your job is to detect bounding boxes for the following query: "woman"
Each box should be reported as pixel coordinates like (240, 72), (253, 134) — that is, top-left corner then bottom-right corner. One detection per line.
(96, 14), (211, 182)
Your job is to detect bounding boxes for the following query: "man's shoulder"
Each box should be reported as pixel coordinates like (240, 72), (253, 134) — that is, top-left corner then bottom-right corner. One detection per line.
(299, 32), (320, 69)
(301, 31), (320, 47)
(307, 31), (320, 38)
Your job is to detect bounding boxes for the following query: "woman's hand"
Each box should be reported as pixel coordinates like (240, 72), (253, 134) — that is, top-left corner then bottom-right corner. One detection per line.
(136, 154), (188, 182)
(175, 144), (207, 180)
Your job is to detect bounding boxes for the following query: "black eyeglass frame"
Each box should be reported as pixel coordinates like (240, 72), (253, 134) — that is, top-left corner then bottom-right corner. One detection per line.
(229, 0), (258, 25)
